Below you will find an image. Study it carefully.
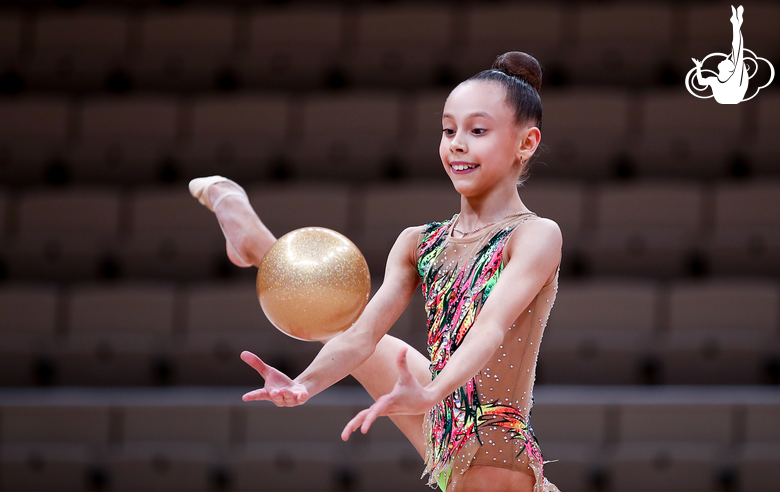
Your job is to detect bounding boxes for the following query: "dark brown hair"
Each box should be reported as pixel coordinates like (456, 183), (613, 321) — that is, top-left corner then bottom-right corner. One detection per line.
(466, 51), (544, 186)
(468, 51), (543, 129)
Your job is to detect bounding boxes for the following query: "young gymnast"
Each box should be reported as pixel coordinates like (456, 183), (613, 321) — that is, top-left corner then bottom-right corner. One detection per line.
(189, 51), (562, 492)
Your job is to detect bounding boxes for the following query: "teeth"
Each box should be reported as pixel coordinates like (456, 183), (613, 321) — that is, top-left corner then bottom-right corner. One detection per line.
(453, 164), (476, 171)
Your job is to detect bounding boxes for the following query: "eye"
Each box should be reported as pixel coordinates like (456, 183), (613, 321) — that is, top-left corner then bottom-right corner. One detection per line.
(442, 128), (455, 136)
(472, 128), (487, 135)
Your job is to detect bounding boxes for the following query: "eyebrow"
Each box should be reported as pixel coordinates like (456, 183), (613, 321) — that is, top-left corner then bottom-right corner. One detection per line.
(442, 111), (494, 120)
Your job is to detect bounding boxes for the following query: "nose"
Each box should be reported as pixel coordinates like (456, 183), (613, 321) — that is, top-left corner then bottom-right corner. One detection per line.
(449, 130), (467, 154)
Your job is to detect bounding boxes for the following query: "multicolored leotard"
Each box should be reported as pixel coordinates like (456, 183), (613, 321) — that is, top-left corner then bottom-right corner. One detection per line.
(414, 212), (561, 492)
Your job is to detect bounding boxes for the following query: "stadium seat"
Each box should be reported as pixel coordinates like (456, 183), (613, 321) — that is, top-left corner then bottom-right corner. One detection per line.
(25, 10), (129, 91)
(121, 187), (224, 280)
(519, 179), (587, 251)
(740, 402), (780, 491)
(0, 187), (7, 239)
(291, 92), (402, 180)
(0, 284), (59, 386)
(59, 282), (176, 385)
(531, 403), (607, 491)
(176, 281), (317, 385)
(457, 4), (564, 80)
(240, 6), (344, 90)
(108, 442), (218, 492)
(631, 91), (745, 178)
(583, 180), (704, 277)
(354, 440), (429, 492)
(539, 89), (632, 179)
(346, 4), (453, 87)
(398, 90), (450, 179)
(610, 441), (723, 491)
(0, 399), (111, 489)
(746, 402), (780, 443)
(0, 97), (71, 185)
(246, 402), (356, 443)
(662, 278), (780, 384)
(245, 182), (351, 238)
(122, 404), (230, 445)
(131, 8), (236, 91)
(0, 12), (22, 63)
(5, 187), (121, 281)
(180, 94), (290, 182)
(1, 403), (110, 444)
(705, 179), (780, 276)
(1, 443), (96, 491)
(70, 96), (180, 184)
(567, 3), (675, 86)
(539, 278), (658, 384)
(609, 401), (732, 491)
(740, 442), (780, 492)
(747, 93), (780, 176)
(356, 182), (459, 274)
(233, 442), (344, 492)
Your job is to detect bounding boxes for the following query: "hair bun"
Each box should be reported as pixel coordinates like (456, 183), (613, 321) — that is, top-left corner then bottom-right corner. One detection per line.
(492, 51), (542, 93)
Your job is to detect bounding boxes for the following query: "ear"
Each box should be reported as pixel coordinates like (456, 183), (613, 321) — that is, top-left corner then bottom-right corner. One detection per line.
(515, 125), (541, 163)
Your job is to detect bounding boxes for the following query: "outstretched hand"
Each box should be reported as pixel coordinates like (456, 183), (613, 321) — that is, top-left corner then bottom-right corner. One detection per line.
(241, 351), (310, 406)
(341, 347), (437, 441)
(692, 58), (703, 67)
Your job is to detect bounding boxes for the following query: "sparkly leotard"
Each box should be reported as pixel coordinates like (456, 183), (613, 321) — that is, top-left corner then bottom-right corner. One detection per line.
(414, 212), (561, 492)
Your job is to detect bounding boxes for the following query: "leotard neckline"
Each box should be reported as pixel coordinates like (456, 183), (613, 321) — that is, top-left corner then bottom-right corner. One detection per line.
(445, 211), (537, 243)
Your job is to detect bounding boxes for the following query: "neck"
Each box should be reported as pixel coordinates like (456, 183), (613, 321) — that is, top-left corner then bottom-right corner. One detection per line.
(456, 182), (528, 232)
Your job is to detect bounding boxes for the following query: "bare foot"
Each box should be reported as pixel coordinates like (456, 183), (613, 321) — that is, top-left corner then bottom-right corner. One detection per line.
(207, 181), (273, 267)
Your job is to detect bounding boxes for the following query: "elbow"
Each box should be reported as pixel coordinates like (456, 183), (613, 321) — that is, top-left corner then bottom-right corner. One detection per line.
(473, 322), (506, 354)
(338, 326), (378, 361)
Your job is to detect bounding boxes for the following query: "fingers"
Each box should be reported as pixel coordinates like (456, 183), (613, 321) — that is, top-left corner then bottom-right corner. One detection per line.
(243, 387), (306, 406)
(395, 347), (414, 383)
(341, 408), (370, 441)
(360, 405), (382, 434)
(268, 387), (305, 406)
(242, 388), (269, 401)
(342, 395), (393, 441)
(240, 351), (269, 377)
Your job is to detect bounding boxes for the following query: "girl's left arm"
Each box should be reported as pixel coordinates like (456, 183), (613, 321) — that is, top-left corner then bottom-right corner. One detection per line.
(342, 218), (562, 438)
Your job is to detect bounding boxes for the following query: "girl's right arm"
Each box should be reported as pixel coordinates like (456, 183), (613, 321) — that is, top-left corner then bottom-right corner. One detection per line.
(241, 225), (425, 406)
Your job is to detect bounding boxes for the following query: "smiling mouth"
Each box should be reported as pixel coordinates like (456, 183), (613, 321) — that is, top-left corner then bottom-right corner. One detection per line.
(451, 162), (479, 171)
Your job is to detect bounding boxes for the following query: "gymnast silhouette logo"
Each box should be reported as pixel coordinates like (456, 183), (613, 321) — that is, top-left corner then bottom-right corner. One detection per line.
(686, 5), (774, 104)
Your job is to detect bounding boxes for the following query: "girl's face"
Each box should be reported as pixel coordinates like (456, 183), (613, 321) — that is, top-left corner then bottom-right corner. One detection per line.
(439, 81), (539, 197)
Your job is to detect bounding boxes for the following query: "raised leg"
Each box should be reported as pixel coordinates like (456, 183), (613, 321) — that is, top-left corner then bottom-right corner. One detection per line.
(332, 334), (431, 458)
(205, 180), (276, 267)
(192, 177), (431, 457)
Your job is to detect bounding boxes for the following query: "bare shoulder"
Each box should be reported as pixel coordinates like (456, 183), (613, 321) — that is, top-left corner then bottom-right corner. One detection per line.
(399, 224), (429, 240)
(383, 225), (428, 276)
(506, 216), (563, 262)
(397, 224), (428, 261)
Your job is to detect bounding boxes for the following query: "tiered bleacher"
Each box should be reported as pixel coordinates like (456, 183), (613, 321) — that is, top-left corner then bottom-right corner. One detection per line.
(1, 1), (778, 491)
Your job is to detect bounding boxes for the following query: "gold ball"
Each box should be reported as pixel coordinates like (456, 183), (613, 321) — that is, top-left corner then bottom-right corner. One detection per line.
(256, 227), (371, 342)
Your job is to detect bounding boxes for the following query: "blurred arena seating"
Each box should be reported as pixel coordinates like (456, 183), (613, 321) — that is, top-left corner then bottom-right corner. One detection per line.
(0, 386), (778, 491)
(1, 1), (779, 491)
